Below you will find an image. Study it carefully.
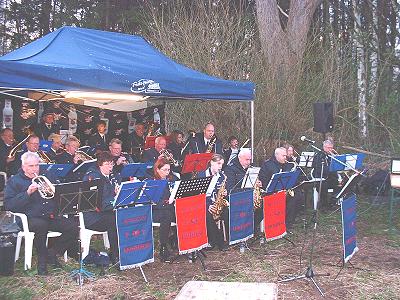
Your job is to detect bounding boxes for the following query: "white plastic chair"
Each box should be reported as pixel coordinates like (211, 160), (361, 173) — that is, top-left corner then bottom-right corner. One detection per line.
(78, 212), (110, 259)
(10, 212), (67, 270)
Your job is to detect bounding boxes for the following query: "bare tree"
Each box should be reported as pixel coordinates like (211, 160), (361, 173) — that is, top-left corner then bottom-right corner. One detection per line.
(255, 0), (321, 76)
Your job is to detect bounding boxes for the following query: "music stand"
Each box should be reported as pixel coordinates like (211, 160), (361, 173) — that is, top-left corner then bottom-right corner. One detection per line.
(335, 173), (363, 200)
(39, 140), (53, 152)
(72, 159), (97, 174)
(170, 177), (213, 270)
(181, 153), (213, 175)
(54, 179), (102, 285)
(113, 181), (146, 207)
(329, 153), (365, 172)
(120, 163), (150, 179)
(40, 164), (74, 179)
(266, 170), (301, 195)
(241, 167), (260, 189)
(137, 180), (168, 205)
(299, 151), (315, 168)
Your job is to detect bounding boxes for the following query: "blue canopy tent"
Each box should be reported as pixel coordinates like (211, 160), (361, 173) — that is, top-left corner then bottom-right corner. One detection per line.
(0, 26), (255, 155)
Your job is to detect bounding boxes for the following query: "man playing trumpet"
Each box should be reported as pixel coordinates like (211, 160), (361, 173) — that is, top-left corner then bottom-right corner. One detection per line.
(4, 152), (79, 275)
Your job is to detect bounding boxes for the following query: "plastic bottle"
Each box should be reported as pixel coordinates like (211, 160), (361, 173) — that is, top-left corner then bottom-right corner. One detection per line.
(127, 112), (136, 134)
(239, 242), (245, 253)
(153, 108), (160, 124)
(2, 99), (13, 129)
(68, 105), (78, 134)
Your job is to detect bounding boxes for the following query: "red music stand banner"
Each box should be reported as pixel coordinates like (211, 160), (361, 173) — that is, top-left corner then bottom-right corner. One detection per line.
(263, 191), (287, 241)
(175, 193), (209, 254)
(181, 153), (213, 174)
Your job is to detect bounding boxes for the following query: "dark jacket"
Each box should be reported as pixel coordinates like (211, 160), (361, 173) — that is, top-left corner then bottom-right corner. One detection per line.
(82, 166), (121, 227)
(127, 132), (145, 161)
(189, 132), (223, 155)
(0, 139), (12, 173)
(88, 133), (109, 152)
(311, 151), (338, 181)
(34, 122), (60, 140)
(142, 147), (160, 163)
(224, 157), (247, 193)
(4, 169), (57, 218)
(258, 155), (291, 190)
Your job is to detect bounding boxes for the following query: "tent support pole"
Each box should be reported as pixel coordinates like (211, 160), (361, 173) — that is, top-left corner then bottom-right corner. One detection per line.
(251, 101), (254, 163)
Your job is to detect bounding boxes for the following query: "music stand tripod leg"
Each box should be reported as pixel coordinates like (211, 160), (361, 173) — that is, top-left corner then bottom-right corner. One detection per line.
(139, 266), (148, 282)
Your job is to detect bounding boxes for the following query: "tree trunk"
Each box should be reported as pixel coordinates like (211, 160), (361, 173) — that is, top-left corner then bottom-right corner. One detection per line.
(353, 1), (368, 139)
(255, 0), (321, 77)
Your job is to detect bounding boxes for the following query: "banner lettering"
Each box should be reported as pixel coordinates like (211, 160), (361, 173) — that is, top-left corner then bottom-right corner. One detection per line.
(229, 190), (254, 245)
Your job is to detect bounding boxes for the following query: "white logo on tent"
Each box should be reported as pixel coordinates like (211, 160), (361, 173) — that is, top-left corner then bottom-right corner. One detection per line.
(131, 79), (161, 94)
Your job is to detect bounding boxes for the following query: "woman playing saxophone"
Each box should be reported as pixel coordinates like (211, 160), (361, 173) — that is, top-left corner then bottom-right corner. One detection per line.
(196, 153), (228, 251)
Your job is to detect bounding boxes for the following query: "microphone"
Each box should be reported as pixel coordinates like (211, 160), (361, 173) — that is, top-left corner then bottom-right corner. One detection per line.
(300, 136), (315, 144)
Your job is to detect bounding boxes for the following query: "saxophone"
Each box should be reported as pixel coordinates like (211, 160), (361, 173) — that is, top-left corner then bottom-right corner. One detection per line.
(212, 172), (229, 220)
(253, 183), (263, 210)
(206, 135), (216, 153)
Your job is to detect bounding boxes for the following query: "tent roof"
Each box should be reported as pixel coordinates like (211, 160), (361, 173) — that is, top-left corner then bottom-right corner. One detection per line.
(0, 26), (254, 106)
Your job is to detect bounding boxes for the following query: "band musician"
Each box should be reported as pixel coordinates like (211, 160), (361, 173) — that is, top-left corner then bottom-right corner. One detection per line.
(311, 140), (339, 209)
(0, 128), (15, 181)
(8, 135), (41, 175)
(259, 147), (303, 231)
(55, 136), (81, 165)
(88, 120), (110, 153)
(82, 151), (121, 264)
(189, 123), (223, 155)
(109, 138), (134, 173)
(223, 136), (239, 165)
(127, 122), (145, 162)
(46, 133), (63, 162)
(142, 136), (169, 164)
(197, 154), (228, 251)
(34, 111), (60, 140)
(4, 152), (79, 275)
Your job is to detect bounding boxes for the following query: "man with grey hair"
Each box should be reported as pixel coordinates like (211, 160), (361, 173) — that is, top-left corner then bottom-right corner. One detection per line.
(311, 139), (339, 208)
(224, 148), (252, 193)
(4, 152), (78, 275)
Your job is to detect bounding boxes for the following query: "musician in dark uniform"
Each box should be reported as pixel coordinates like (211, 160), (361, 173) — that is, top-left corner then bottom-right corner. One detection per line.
(55, 136), (80, 165)
(127, 123), (145, 162)
(189, 123), (223, 155)
(46, 133), (63, 162)
(109, 138), (133, 174)
(311, 140), (339, 209)
(197, 154), (228, 251)
(4, 152), (79, 275)
(260, 147), (304, 231)
(223, 136), (239, 165)
(8, 135), (41, 176)
(147, 158), (178, 262)
(83, 151), (122, 264)
(142, 136), (167, 163)
(34, 111), (60, 141)
(88, 120), (110, 153)
(0, 128), (15, 184)
(168, 130), (184, 164)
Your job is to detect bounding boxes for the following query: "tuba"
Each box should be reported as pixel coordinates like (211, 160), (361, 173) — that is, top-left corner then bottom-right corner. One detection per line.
(212, 172), (229, 220)
(33, 173), (55, 199)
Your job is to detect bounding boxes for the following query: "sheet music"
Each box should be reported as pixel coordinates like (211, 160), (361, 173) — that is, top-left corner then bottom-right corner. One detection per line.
(241, 167), (260, 189)
(299, 151), (315, 168)
(391, 160), (400, 174)
(345, 155), (357, 170)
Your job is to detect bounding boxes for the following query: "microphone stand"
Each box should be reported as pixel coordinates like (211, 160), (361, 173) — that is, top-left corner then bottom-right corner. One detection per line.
(278, 143), (330, 297)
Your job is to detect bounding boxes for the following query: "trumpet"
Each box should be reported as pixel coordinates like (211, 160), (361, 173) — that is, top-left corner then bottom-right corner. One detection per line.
(38, 150), (55, 164)
(33, 173), (55, 199)
(160, 149), (181, 167)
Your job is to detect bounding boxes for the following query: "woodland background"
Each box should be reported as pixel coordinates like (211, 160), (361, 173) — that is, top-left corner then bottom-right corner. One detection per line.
(0, 0), (399, 162)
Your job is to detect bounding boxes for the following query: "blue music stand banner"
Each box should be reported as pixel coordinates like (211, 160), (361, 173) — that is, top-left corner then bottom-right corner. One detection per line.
(341, 194), (359, 263)
(113, 181), (145, 207)
(116, 205), (154, 270)
(229, 190), (254, 245)
(329, 153), (366, 172)
(139, 179), (168, 204)
(121, 163), (151, 179)
(39, 140), (53, 151)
